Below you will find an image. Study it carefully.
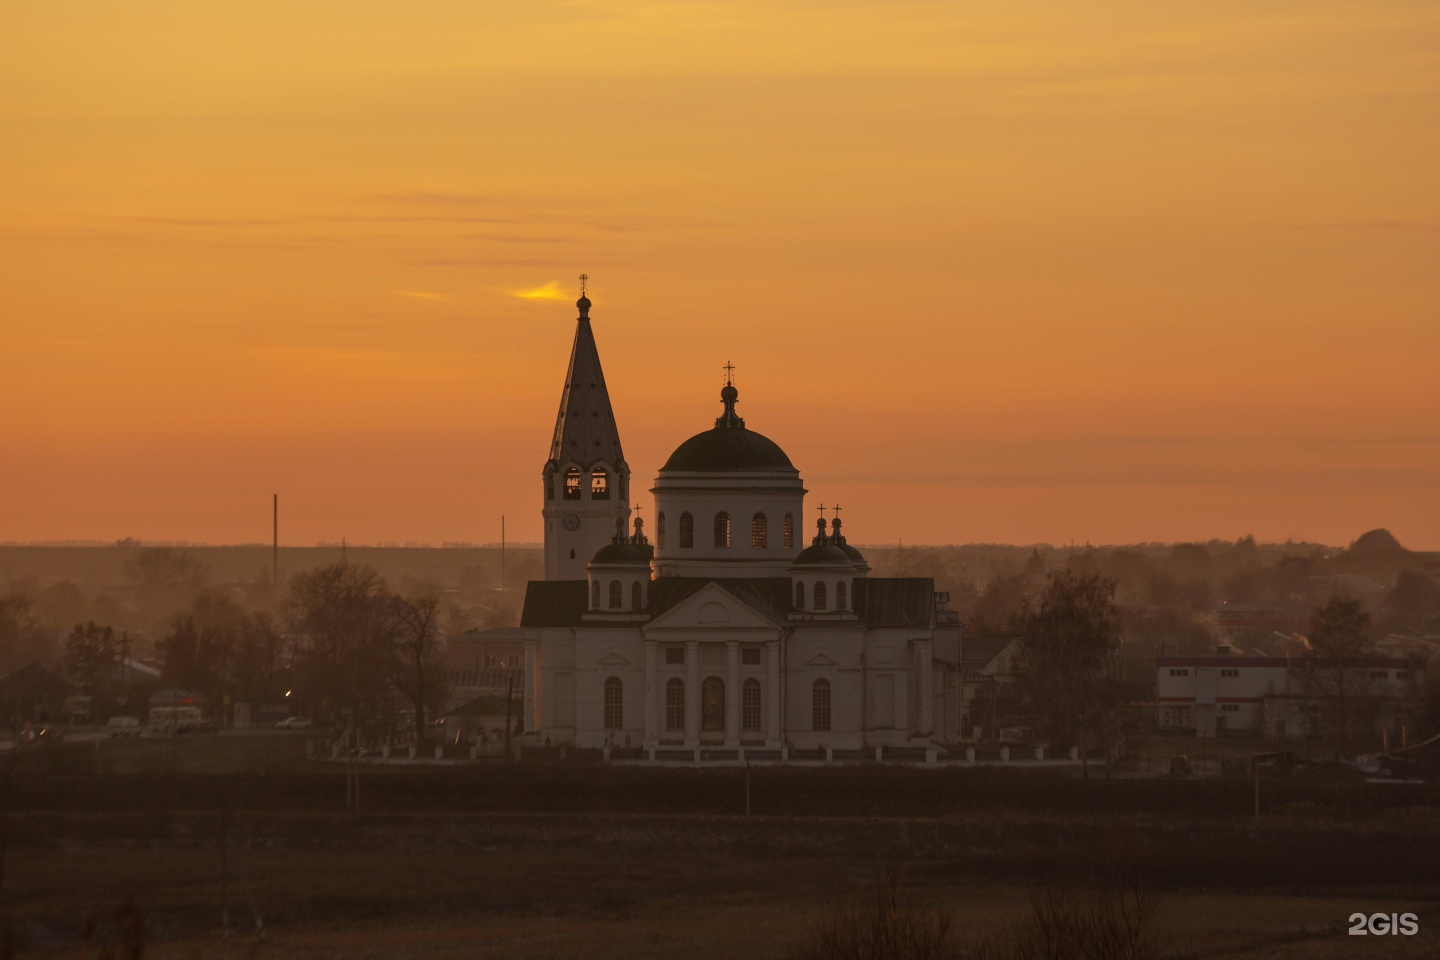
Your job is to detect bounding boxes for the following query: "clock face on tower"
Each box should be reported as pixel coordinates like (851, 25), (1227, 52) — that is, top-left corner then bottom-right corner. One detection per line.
(562, 513), (581, 531)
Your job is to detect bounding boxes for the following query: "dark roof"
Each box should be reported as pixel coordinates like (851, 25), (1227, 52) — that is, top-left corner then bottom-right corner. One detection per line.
(961, 633), (1022, 667)
(520, 576), (936, 629)
(852, 579), (935, 628)
(520, 580), (591, 627)
(661, 426), (796, 473)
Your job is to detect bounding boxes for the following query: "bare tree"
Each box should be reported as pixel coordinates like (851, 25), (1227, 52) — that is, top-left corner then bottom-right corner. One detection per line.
(1299, 597), (1375, 757)
(391, 591), (448, 744)
(1016, 572), (1121, 767)
(285, 563), (402, 743)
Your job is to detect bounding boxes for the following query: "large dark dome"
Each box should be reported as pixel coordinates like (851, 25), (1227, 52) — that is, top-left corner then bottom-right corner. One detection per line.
(661, 427), (796, 473)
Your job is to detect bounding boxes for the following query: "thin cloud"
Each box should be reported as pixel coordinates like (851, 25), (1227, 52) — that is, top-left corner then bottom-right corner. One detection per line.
(512, 281), (572, 301)
(397, 290), (446, 302)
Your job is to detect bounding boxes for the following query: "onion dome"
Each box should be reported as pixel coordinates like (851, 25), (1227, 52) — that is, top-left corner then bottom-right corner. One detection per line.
(791, 519), (853, 566)
(660, 382), (796, 473)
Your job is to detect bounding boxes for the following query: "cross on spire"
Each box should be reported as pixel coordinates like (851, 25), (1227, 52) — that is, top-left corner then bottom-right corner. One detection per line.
(816, 503), (826, 517)
(632, 502), (642, 518)
(723, 360), (735, 386)
(579, 273), (588, 296)
(832, 504), (842, 520)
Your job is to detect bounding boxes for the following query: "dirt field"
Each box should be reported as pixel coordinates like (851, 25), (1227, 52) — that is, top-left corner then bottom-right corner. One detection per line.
(3, 740), (1439, 958)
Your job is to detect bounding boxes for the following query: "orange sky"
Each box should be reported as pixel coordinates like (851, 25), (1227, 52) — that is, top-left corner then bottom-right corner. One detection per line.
(2, 1), (1437, 549)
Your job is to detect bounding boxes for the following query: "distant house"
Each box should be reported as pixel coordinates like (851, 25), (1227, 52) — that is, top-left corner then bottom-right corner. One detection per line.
(1157, 648), (1425, 739)
(443, 626), (524, 715)
(957, 633), (1023, 740)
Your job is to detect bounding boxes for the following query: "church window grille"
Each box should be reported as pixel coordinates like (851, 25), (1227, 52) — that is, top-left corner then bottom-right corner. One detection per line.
(835, 581), (847, 610)
(563, 467), (583, 500)
(714, 512), (731, 548)
(742, 679), (761, 731)
(631, 581), (642, 611)
(751, 513), (767, 549)
(591, 469), (610, 499)
(657, 512), (666, 549)
(742, 646), (761, 666)
(608, 580), (622, 609)
(604, 677), (623, 730)
(679, 513), (694, 548)
(812, 679), (831, 731)
(665, 646), (685, 665)
(795, 581), (805, 609)
(814, 581), (827, 611)
(665, 679), (685, 730)
(701, 677), (725, 732)
(590, 579), (600, 609)
(783, 513), (794, 549)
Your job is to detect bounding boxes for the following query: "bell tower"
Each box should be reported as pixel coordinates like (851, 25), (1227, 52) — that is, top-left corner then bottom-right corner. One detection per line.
(541, 281), (631, 580)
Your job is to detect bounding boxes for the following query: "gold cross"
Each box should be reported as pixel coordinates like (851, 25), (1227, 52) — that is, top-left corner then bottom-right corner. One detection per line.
(579, 273), (588, 296)
(723, 360), (735, 385)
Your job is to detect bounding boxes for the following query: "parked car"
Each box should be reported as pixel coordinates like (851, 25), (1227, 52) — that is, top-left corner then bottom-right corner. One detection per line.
(276, 716), (313, 730)
(106, 716), (142, 738)
(194, 718), (222, 734)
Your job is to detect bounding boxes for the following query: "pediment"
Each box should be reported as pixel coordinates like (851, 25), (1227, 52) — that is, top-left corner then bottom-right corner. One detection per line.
(597, 650), (632, 666)
(807, 651), (838, 667)
(645, 581), (782, 634)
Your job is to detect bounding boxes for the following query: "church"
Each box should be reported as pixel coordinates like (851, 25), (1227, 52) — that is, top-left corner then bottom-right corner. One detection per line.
(519, 291), (963, 759)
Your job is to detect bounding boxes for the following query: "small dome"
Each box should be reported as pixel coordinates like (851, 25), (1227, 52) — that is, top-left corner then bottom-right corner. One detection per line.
(791, 543), (852, 566)
(590, 540), (653, 565)
(577, 294), (592, 315)
(839, 542), (866, 565)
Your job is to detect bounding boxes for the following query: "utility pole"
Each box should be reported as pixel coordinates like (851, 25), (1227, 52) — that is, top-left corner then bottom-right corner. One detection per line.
(272, 494), (279, 585)
(501, 516), (507, 594)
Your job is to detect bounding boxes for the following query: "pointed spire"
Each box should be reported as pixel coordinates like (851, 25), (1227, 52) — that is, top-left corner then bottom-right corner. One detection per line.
(547, 289), (626, 469)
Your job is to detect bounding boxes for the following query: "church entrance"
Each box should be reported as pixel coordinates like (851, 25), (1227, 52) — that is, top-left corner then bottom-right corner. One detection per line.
(701, 677), (725, 732)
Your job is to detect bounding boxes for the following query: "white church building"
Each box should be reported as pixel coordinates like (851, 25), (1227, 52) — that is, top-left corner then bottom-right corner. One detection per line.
(520, 292), (963, 758)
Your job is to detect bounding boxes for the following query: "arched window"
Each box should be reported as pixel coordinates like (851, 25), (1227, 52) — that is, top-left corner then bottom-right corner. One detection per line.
(656, 512), (666, 550)
(603, 677), (623, 730)
(591, 469), (610, 500)
(608, 580), (622, 609)
(714, 512), (731, 548)
(679, 512), (694, 548)
(751, 513), (768, 549)
(701, 677), (725, 732)
(783, 513), (794, 549)
(590, 579), (600, 609)
(563, 467), (583, 500)
(665, 679), (685, 730)
(835, 580), (847, 611)
(814, 581), (827, 611)
(742, 678), (762, 731)
(794, 581), (805, 610)
(812, 679), (831, 731)
(630, 580), (642, 611)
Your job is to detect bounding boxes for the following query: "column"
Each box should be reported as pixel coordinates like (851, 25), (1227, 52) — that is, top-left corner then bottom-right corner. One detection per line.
(644, 641), (657, 747)
(918, 640), (934, 737)
(684, 640), (699, 746)
(725, 640), (740, 747)
(523, 639), (538, 736)
(767, 639), (781, 746)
